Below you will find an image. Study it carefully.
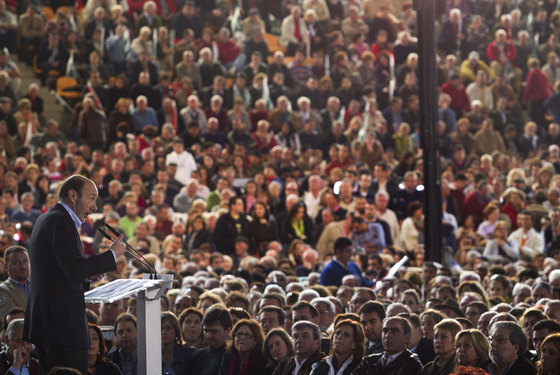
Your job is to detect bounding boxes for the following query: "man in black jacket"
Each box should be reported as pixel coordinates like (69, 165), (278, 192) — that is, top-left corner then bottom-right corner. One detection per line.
(188, 305), (232, 375)
(487, 321), (537, 375)
(404, 314), (436, 365)
(23, 175), (126, 374)
(213, 196), (250, 256)
(273, 321), (324, 375)
(353, 316), (422, 375)
(106, 313), (138, 375)
(359, 301), (385, 356)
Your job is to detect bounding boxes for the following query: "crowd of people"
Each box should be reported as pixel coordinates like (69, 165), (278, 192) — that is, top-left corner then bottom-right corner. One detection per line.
(1, 0), (560, 373)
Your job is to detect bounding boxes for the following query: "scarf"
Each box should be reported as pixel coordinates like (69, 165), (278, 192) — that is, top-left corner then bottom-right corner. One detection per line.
(292, 218), (305, 238)
(227, 352), (253, 375)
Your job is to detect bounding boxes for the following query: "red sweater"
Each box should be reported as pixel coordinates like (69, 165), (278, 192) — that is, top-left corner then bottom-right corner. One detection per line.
(216, 40), (241, 64)
(441, 82), (470, 112)
(486, 41), (517, 65)
(523, 69), (552, 102)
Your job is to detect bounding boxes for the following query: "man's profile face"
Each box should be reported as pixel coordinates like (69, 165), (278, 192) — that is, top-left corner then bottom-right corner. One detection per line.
(73, 181), (98, 222)
(533, 328), (551, 356)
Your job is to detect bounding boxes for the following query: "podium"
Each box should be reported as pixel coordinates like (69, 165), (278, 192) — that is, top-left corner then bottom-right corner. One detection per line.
(85, 274), (173, 375)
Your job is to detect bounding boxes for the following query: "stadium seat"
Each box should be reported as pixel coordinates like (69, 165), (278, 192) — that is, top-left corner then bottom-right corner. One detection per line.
(56, 76), (82, 100)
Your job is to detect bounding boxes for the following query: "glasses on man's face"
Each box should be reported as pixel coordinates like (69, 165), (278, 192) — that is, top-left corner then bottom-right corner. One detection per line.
(489, 336), (510, 344)
(235, 332), (254, 339)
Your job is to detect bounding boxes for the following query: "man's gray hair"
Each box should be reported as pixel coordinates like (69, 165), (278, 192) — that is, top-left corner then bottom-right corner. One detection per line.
(299, 289), (320, 301)
(491, 321), (527, 356)
(512, 283), (531, 296)
(549, 269), (560, 283)
(292, 320), (321, 340)
(311, 297), (335, 314)
(6, 318), (24, 340)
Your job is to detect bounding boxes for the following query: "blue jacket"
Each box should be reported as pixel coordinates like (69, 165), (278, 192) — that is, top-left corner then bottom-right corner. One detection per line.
(320, 259), (372, 287)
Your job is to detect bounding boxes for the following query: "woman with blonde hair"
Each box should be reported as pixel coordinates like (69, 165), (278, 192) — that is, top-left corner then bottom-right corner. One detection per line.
(422, 319), (462, 375)
(455, 329), (490, 369)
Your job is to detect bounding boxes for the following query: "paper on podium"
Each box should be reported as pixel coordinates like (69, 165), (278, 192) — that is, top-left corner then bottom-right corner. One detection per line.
(85, 279), (165, 303)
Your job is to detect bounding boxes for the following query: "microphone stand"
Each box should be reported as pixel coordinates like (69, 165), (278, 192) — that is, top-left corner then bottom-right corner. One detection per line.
(98, 225), (157, 278)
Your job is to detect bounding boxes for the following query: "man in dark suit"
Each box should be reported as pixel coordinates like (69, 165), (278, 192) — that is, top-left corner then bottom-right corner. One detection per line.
(272, 321), (323, 375)
(405, 314), (435, 365)
(0, 319), (39, 374)
(487, 321), (537, 375)
(353, 316), (423, 375)
(359, 301), (386, 356)
(23, 175), (127, 374)
(187, 305), (232, 375)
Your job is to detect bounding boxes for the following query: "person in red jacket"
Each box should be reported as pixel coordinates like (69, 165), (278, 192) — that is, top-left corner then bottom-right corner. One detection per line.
(523, 57), (553, 127)
(215, 28), (246, 73)
(441, 73), (470, 117)
(487, 29), (517, 66)
(463, 180), (490, 226)
(501, 187), (526, 231)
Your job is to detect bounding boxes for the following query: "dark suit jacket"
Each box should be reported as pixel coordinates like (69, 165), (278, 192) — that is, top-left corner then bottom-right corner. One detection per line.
(352, 350), (423, 375)
(494, 356), (537, 375)
(273, 351), (324, 375)
(414, 337), (436, 365)
(517, 135), (539, 158)
(310, 356), (361, 375)
(168, 343), (195, 375)
(420, 354), (456, 375)
(24, 203), (116, 349)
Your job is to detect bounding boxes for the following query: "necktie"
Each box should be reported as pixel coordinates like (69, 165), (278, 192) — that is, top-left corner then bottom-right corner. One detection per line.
(294, 18), (302, 41)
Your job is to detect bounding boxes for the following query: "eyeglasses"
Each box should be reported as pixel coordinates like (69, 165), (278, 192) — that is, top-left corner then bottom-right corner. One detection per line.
(235, 332), (254, 339)
(489, 336), (510, 344)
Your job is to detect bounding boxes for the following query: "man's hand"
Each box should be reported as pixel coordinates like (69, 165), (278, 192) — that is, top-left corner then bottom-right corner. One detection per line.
(111, 233), (127, 258)
(13, 346), (28, 369)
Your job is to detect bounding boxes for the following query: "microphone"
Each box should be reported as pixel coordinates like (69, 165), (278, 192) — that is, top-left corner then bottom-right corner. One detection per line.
(98, 224), (158, 277)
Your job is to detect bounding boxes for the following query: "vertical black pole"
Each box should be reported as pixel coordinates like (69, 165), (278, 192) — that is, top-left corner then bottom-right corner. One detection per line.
(415, 0), (442, 262)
